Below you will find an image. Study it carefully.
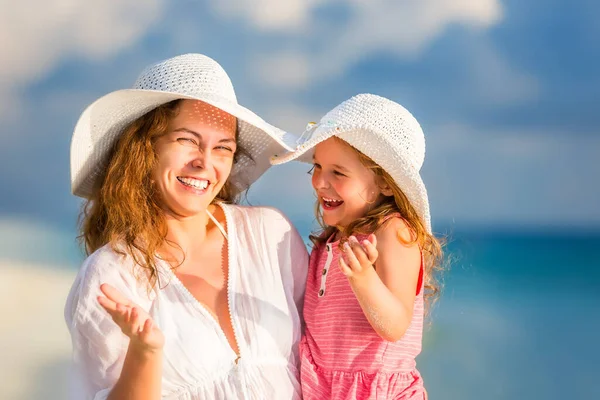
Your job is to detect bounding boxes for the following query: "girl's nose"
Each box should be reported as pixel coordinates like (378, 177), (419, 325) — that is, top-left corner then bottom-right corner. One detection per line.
(312, 171), (329, 190)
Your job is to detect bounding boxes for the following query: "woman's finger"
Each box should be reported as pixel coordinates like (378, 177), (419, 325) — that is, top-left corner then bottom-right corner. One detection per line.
(100, 284), (133, 307)
(116, 302), (132, 324)
(97, 295), (118, 314)
(129, 307), (141, 334)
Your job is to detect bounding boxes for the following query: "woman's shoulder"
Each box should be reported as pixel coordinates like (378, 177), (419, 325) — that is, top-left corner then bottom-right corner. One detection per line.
(75, 243), (141, 289)
(80, 243), (128, 273)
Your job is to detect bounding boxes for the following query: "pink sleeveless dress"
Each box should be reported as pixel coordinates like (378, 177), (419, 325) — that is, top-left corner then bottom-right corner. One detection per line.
(300, 232), (426, 400)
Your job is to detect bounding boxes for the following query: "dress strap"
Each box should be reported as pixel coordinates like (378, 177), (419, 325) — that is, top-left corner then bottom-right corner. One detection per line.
(205, 208), (228, 241)
(381, 212), (403, 224)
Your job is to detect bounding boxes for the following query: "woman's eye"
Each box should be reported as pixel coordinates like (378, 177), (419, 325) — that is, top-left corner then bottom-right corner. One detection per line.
(215, 146), (234, 152)
(177, 137), (198, 146)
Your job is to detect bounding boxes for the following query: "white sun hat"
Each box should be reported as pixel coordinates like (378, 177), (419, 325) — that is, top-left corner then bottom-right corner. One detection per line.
(271, 93), (431, 232)
(70, 53), (296, 198)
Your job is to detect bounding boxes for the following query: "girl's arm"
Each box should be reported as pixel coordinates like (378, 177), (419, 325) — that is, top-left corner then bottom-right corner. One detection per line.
(341, 218), (421, 341)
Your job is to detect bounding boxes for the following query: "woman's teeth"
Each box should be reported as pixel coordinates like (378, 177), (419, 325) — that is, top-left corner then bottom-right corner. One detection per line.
(178, 177), (209, 190)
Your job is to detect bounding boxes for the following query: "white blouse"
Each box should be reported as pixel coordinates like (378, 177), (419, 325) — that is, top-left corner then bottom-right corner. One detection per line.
(65, 204), (309, 400)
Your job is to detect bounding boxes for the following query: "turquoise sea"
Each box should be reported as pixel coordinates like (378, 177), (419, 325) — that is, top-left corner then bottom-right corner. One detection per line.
(416, 232), (600, 399)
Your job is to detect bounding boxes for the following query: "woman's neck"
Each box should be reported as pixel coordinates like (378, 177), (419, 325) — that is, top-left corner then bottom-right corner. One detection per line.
(161, 204), (222, 257)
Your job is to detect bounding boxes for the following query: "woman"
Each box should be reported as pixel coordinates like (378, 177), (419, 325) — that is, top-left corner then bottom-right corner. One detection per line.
(65, 54), (308, 399)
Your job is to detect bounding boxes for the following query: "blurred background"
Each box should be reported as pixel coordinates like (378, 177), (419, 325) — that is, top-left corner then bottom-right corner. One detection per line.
(1, 0), (599, 399)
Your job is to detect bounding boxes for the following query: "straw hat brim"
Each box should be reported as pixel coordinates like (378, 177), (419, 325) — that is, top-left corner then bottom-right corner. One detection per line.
(271, 127), (431, 233)
(71, 89), (296, 198)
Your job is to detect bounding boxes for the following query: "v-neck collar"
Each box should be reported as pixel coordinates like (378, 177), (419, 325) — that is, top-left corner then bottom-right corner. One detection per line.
(160, 202), (243, 361)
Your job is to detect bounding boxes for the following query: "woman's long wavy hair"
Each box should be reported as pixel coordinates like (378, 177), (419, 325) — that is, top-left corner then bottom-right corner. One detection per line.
(309, 137), (444, 315)
(79, 100), (248, 289)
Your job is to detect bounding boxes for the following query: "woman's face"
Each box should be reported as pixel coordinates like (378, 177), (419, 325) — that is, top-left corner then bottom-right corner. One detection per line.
(152, 100), (237, 218)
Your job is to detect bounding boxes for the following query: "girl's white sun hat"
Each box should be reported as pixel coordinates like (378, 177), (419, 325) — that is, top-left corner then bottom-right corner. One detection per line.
(271, 93), (431, 232)
(70, 53), (296, 198)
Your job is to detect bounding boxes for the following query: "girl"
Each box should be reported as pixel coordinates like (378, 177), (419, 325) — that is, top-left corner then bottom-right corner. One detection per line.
(271, 94), (443, 399)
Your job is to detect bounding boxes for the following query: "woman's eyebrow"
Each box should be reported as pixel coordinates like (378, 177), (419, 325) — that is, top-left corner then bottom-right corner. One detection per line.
(173, 128), (236, 144)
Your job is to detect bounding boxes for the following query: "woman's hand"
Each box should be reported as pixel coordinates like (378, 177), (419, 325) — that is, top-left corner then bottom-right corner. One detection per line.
(97, 283), (164, 352)
(339, 234), (379, 279)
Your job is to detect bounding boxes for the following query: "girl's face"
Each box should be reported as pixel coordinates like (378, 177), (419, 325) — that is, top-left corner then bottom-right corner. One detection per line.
(311, 137), (386, 229)
(152, 100), (237, 218)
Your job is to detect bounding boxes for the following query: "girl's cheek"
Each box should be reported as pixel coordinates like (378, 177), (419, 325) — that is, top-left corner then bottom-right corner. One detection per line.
(311, 171), (319, 189)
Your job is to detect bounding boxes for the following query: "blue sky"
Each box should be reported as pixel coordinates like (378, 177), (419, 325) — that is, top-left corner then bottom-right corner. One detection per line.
(1, 0), (599, 264)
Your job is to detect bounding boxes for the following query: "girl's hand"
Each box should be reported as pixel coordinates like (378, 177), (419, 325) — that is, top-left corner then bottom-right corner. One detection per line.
(339, 234), (379, 279)
(97, 283), (164, 352)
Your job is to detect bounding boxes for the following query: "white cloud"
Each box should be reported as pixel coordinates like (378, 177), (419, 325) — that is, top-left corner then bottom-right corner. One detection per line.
(0, 0), (163, 121)
(467, 40), (540, 105)
(211, 0), (503, 88)
(334, 0), (501, 57)
(210, 0), (327, 31)
(252, 51), (313, 89)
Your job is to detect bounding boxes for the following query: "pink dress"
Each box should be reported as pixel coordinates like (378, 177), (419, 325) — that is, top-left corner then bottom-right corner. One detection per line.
(300, 233), (426, 400)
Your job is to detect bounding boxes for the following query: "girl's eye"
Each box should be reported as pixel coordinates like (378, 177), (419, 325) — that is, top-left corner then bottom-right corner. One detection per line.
(308, 164), (321, 175)
(333, 170), (346, 177)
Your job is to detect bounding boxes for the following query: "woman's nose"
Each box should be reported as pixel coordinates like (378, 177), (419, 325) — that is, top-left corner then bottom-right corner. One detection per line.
(191, 147), (211, 169)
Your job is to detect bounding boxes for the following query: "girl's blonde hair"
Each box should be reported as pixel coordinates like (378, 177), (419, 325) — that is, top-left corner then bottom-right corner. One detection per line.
(79, 100), (248, 289)
(310, 137), (444, 314)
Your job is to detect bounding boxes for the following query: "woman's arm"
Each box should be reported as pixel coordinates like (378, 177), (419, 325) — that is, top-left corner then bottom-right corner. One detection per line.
(98, 284), (164, 400)
(65, 249), (163, 400)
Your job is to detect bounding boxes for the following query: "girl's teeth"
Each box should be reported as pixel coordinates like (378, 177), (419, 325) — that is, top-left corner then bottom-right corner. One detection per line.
(322, 197), (343, 208)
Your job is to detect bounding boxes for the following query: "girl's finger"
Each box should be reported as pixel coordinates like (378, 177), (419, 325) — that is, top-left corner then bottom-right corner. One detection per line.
(367, 233), (377, 248)
(343, 241), (361, 271)
(348, 237), (370, 266)
(338, 256), (353, 277)
(362, 238), (379, 264)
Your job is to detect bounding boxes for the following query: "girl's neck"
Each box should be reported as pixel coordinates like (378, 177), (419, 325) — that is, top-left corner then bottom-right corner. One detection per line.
(329, 226), (352, 242)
